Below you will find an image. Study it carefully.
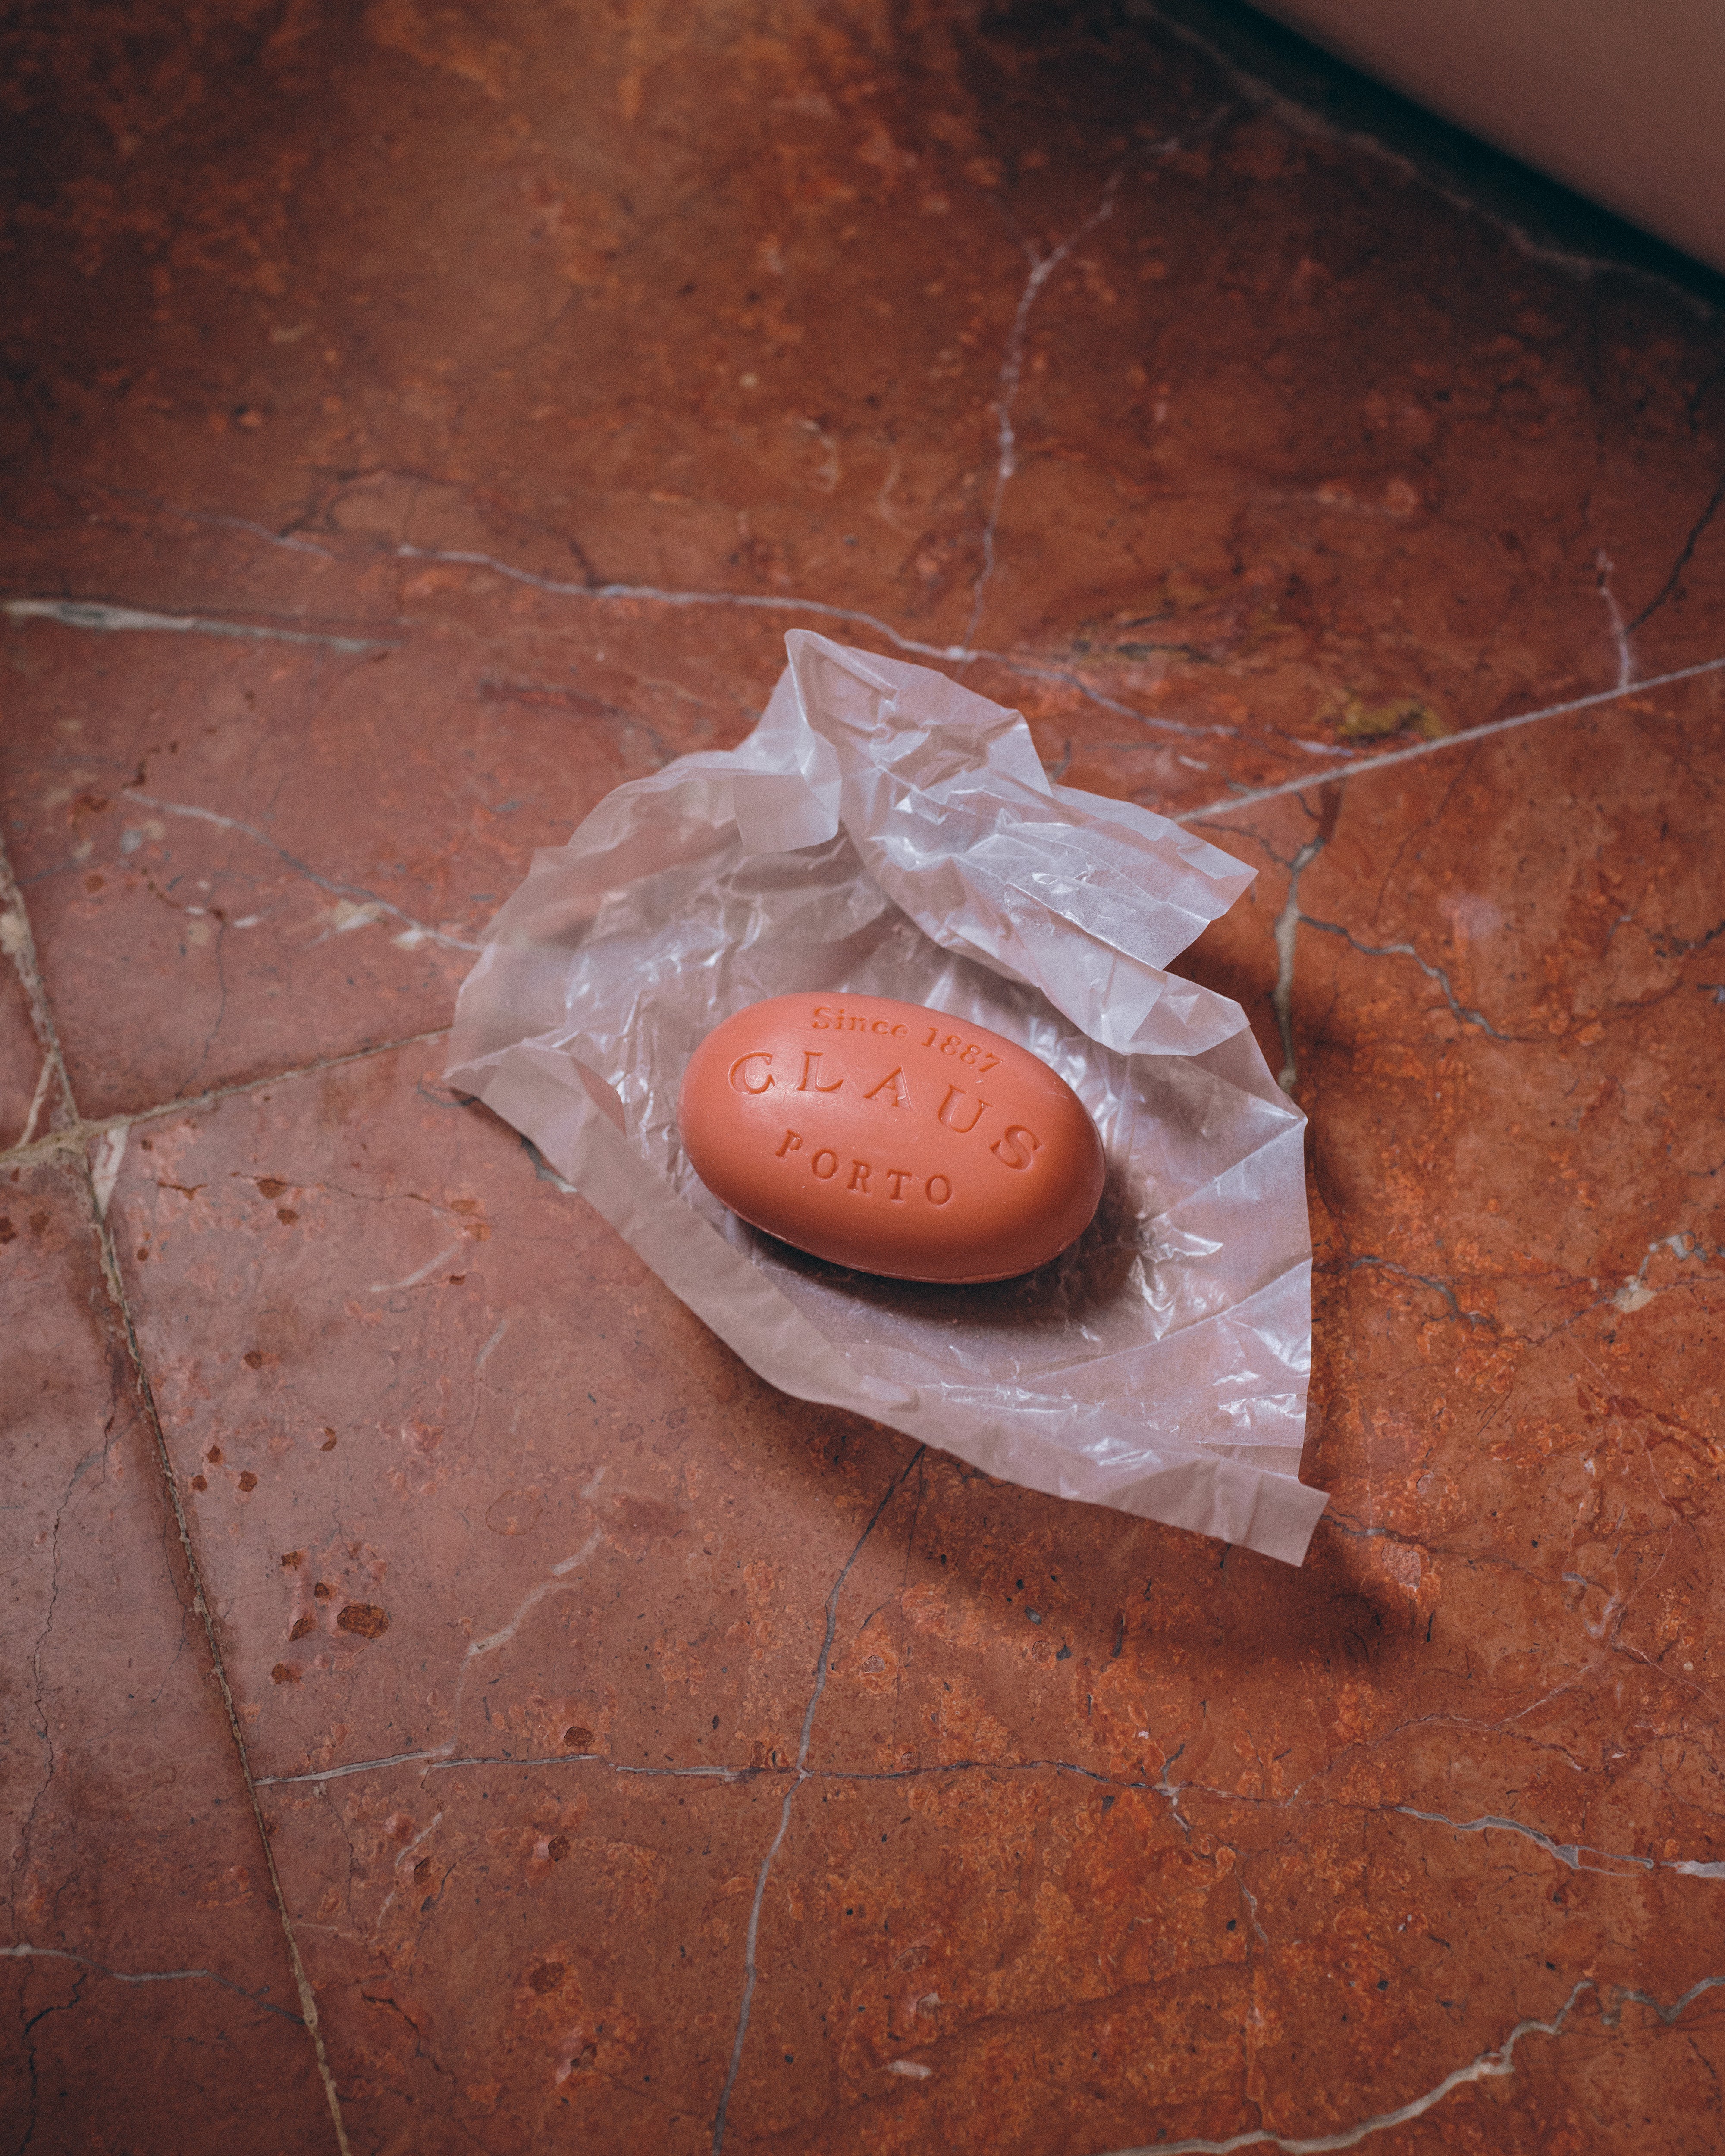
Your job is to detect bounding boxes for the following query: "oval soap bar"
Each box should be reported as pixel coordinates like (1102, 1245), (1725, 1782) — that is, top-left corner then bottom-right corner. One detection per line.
(678, 993), (1104, 1283)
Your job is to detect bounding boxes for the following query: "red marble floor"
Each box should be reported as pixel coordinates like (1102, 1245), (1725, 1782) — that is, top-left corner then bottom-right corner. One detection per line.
(3, 3), (1724, 2152)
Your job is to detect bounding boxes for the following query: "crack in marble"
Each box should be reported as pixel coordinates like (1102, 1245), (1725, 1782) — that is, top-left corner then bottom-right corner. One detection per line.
(0, 1028), (452, 1179)
(0, 834), (75, 1148)
(180, 509), (336, 559)
(14, 1055), (55, 1150)
(1252, 787), (1347, 1092)
(356, 1977), (465, 2105)
(964, 170), (1124, 651)
(1270, 827), (1329, 1093)
(709, 1444), (927, 2153)
(709, 1792), (799, 2146)
(473, 1317), (508, 1378)
(61, 480), (340, 560)
(367, 1239), (467, 1294)
(0, 964), (359, 2142)
(1345, 1256), (1493, 1327)
(373, 1810), (445, 1930)
(1392, 1805), (1725, 1880)
(256, 1751), (762, 1787)
(1096, 1975), (1725, 2155)
(1238, 1875), (1270, 1949)
(460, 1532), (605, 1664)
(1595, 550), (1636, 690)
(88, 1125), (128, 1218)
(79, 1139), (355, 2153)
(1628, 473), (1725, 633)
(1300, 916), (1510, 1040)
(18, 1965), (88, 2153)
(3, 595), (393, 654)
(392, 542), (1226, 740)
(254, 1745), (1725, 1889)
(246, 1750), (1183, 1794)
(120, 791), (480, 954)
(1179, 653), (1725, 824)
(0, 1942), (307, 2022)
(1148, 1739), (1195, 1834)
(1327, 1249), (1725, 1351)
(264, 1534), (614, 1796)
(1611, 1229), (1716, 1314)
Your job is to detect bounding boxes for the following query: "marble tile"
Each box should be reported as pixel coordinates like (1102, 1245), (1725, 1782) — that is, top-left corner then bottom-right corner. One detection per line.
(0, 1159), (335, 2153)
(2, 0), (1722, 2149)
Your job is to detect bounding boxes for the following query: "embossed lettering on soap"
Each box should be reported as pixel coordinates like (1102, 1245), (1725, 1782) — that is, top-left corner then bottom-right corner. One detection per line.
(679, 992), (1103, 1284)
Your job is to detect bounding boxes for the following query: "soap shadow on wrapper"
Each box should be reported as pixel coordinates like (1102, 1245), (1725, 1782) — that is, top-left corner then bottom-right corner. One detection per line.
(737, 1158), (1148, 1337)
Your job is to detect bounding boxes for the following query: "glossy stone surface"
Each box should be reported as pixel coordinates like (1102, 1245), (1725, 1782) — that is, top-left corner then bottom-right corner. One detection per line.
(3, 0), (1723, 2150)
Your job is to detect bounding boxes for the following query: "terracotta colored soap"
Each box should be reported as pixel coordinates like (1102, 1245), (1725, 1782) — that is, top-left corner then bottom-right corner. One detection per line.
(678, 993), (1105, 1283)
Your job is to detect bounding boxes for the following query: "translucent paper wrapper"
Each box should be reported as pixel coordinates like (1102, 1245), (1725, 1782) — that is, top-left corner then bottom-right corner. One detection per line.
(446, 631), (1329, 1565)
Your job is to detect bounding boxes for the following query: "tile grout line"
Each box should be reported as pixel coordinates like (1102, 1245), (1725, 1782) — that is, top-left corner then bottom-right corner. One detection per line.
(1, 831), (355, 2156)
(0, 1027), (454, 1178)
(0, 835), (77, 1147)
(86, 1155), (356, 2156)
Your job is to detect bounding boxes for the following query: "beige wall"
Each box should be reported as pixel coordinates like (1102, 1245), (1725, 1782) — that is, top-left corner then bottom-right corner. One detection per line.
(1250, 0), (1725, 270)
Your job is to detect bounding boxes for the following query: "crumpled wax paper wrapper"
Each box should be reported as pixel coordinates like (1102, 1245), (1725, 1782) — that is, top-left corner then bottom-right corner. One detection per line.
(445, 630), (1329, 1565)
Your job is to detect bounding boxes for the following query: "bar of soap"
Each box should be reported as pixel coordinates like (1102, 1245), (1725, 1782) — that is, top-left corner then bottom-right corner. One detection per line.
(677, 992), (1105, 1283)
